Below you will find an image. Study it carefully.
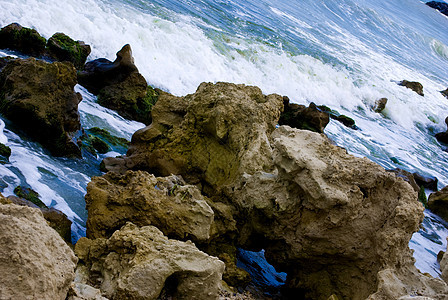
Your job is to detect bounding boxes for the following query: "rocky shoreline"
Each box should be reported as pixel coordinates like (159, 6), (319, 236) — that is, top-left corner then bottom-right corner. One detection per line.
(2, 23), (448, 299)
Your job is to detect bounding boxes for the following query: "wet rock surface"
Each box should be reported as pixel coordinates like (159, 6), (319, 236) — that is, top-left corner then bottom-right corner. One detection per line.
(0, 57), (82, 157)
(78, 44), (156, 124)
(399, 80), (424, 96)
(279, 97), (329, 133)
(47, 32), (91, 69)
(0, 23), (47, 57)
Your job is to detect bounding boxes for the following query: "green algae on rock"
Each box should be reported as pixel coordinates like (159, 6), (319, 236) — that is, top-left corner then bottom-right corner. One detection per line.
(0, 23), (46, 57)
(47, 32), (91, 69)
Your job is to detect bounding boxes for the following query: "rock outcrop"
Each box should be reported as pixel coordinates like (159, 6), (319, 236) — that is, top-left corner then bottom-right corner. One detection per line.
(0, 23), (46, 57)
(228, 126), (425, 299)
(278, 97), (329, 133)
(78, 44), (156, 124)
(75, 222), (225, 300)
(0, 57), (82, 157)
(109, 82), (283, 190)
(399, 80), (424, 96)
(426, 1), (448, 17)
(47, 32), (91, 69)
(85, 170), (214, 243)
(7, 195), (73, 244)
(97, 81), (435, 299)
(0, 203), (77, 299)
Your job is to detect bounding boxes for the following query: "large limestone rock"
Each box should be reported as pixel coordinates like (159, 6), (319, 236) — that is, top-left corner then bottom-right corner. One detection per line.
(228, 126), (425, 299)
(0, 57), (82, 157)
(75, 222), (225, 300)
(0, 203), (77, 299)
(96, 81), (433, 298)
(85, 170), (214, 242)
(78, 44), (155, 124)
(110, 82), (283, 191)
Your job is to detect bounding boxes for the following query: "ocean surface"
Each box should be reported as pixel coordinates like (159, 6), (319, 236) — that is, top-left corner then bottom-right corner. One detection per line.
(1, 0), (448, 279)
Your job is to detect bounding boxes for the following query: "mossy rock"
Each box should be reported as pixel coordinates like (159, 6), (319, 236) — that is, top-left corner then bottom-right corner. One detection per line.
(46, 32), (91, 69)
(0, 143), (11, 160)
(91, 136), (110, 154)
(418, 186), (428, 208)
(87, 127), (129, 147)
(13, 186), (46, 208)
(0, 23), (46, 57)
(80, 128), (129, 156)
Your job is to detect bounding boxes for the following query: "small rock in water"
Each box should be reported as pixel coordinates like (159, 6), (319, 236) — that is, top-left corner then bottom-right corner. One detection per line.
(372, 97), (387, 113)
(13, 185), (46, 208)
(441, 88), (448, 99)
(398, 80), (424, 96)
(426, 1), (448, 17)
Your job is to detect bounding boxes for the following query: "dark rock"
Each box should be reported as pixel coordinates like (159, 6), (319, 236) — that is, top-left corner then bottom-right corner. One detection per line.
(80, 127), (129, 156)
(279, 97), (329, 133)
(373, 97), (387, 113)
(428, 186), (448, 222)
(413, 172), (438, 191)
(0, 58), (82, 157)
(0, 56), (15, 72)
(426, 1), (448, 16)
(399, 80), (424, 96)
(13, 186), (46, 208)
(442, 88), (448, 99)
(7, 195), (72, 244)
(77, 44), (139, 94)
(317, 105), (358, 129)
(91, 136), (110, 154)
(0, 142), (11, 160)
(435, 117), (448, 144)
(387, 168), (419, 192)
(0, 23), (46, 57)
(46, 32), (91, 69)
(78, 44), (157, 124)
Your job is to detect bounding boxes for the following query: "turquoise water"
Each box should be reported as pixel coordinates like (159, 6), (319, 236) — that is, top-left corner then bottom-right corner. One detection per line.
(1, 0), (448, 277)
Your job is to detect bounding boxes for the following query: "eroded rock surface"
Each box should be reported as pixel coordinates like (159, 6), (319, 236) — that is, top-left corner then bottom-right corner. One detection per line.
(228, 126), (425, 299)
(0, 57), (82, 157)
(47, 32), (91, 69)
(85, 170), (214, 242)
(116, 82), (283, 190)
(75, 222), (224, 300)
(95, 82), (435, 299)
(0, 203), (77, 299)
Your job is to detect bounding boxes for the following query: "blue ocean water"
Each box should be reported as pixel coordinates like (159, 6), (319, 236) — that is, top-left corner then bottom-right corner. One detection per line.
(1, 0), (448, 277)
